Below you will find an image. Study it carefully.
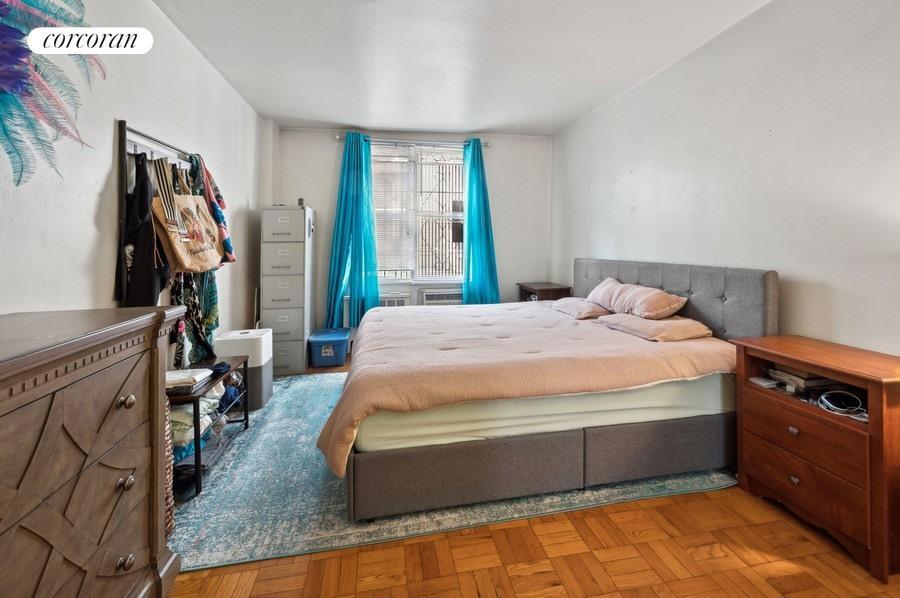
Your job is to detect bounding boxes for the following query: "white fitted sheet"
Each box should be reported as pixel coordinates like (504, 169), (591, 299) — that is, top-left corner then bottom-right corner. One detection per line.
(355, 373), (735, 452)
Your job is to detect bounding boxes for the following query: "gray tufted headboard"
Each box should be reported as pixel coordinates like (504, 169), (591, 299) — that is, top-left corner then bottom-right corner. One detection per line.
(573, 259), (779, 340)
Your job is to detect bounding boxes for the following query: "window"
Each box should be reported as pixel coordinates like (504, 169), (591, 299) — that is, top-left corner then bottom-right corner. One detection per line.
(372, 143), (464, 281)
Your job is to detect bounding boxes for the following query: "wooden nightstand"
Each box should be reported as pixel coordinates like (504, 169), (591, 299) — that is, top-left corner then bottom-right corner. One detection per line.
(732, 335), (900, 582)
(517, 282), (572, 302)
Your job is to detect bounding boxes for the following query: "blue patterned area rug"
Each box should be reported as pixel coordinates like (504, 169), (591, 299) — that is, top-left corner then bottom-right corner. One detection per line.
(169, 373), (736, 570)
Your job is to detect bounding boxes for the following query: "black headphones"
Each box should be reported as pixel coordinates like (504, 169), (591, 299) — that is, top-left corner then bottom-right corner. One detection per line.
(817, 390), (863, 414)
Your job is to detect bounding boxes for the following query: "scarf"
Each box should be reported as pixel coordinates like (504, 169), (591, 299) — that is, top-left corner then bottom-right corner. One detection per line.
(189, 154), (235, 263)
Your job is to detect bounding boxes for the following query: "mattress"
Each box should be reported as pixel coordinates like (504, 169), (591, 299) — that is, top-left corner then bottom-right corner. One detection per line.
(355, 372), (735, 452)
(318, 301), (736, 476)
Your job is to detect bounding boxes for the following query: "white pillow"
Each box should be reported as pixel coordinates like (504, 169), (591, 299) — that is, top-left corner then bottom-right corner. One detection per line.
(599, 314), (712, 342)
(551, 297), (611, 320)
(587, 278), (687, 320)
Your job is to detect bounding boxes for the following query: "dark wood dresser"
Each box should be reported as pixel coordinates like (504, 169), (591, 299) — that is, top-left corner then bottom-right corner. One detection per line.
(0, 307), (185, 597)
(733, 335), (900, 582)
(516, 282), (572, 302)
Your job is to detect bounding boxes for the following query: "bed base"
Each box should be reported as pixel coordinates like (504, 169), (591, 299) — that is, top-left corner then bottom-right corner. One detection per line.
(346, 412), (736, 521)
(345, 257), (777, 521)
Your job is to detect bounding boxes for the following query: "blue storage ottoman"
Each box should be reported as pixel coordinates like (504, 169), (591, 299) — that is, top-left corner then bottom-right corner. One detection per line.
(309, 328), (351, 367)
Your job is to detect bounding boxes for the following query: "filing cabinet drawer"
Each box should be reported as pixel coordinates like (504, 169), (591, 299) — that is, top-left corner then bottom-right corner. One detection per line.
(261, 275), (305, 309)
(273, 341), (305, 374)
(262, 209), (305, 242)
(261, 308), (305, 342)
(262, 242), (304, 276)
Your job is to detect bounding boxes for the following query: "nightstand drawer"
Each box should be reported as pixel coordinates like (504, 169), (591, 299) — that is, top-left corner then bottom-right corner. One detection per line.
(743, 431), (869, 545)
(742, 386), (869, 488)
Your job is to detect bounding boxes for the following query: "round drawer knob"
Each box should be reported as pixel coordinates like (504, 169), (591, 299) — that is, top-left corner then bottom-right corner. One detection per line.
(116, 554), (135, 571)
(116, 394), (136, 409)
(789, 475), (800, 486)
(116, 475), (136, 491)
(787, 426), (800, 436)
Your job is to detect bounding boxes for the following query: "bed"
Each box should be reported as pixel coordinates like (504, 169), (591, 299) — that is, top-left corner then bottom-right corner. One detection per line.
(319, 259), (779, 521)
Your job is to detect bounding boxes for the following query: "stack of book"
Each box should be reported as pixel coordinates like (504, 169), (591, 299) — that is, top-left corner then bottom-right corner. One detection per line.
(767, 365), (845, 397)
(165, 368), (213, 395)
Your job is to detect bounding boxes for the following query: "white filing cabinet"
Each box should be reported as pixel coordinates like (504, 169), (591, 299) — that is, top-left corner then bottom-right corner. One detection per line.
(260, 206), (314, 374)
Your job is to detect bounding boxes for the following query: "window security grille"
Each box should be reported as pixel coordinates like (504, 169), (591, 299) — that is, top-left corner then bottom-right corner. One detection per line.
(372, 143), (464, 282)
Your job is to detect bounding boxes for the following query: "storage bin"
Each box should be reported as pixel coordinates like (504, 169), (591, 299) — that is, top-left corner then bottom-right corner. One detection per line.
(309, 328), (350, 367)
(214, 329), (273, 410)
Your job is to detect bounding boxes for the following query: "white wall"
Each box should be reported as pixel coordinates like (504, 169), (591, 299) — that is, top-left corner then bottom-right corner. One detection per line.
(551, 0), (900, 353)
(0, 0), (262, 333)
(277, 129), (553, 327)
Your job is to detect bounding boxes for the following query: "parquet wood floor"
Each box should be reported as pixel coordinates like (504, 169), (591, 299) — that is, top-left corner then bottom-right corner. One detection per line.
(171, 487), (900, 597)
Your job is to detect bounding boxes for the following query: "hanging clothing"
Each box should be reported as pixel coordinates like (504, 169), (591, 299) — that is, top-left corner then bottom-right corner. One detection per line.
(196, 269), (220, 357)
(189, 154), (236, 263)
(152, 157), (188, 236)
(462, 138), (500, 304)
(324, 131), (380, 328)
(171, 272), (217, 366)
(162, 156), (223, 367)
(115, 152), (169, 306)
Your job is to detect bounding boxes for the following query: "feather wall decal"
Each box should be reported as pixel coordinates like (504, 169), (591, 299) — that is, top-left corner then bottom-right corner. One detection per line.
(0, 10), (29, 95)
(0, 0), (103, 186)
(0, 95), (34, 184)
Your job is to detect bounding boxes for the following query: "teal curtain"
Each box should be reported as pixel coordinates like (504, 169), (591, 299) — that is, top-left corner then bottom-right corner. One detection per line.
(462, 138), (500, 304)
(324, 132), (380, 328)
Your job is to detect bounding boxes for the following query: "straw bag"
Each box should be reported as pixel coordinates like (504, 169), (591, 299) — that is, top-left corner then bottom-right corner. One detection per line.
(150, 159), (223, 273)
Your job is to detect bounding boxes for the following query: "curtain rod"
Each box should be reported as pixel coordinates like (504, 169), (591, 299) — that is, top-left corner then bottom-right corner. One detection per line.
(334, 134), (490, 148)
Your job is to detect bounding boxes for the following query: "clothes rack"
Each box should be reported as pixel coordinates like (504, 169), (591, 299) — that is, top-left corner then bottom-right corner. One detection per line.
(120, 121), (193, 169)
(115, 119), (194, 304)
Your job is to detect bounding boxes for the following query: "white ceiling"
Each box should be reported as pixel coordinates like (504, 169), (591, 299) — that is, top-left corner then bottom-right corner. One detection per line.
(153, 0), (768, 135)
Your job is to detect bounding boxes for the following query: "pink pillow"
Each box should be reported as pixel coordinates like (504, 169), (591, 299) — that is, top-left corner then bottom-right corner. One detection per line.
(599, 314), (712, 342)
(551, 297), (611, 320)
(587, 278), (687, 320)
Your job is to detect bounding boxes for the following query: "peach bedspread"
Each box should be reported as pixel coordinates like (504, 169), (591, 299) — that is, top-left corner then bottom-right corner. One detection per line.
(317, 302), (735, 477)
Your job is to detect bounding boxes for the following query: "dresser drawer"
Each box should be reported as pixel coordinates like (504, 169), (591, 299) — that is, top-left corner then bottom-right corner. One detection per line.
(89, 495), (152, 598)
(0, 352), (149, 518)
(0, 423), (151, 597)
(57, 422), (151, 545)
(273, 341), (305, 374)
(743, 431), (869, 545)
(65, 351), (151, 464)
(261, 242), (304, 275)
(262, 209), (305, 242)
(261, 308), (305, 342)
(742, 386), (869, 488)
